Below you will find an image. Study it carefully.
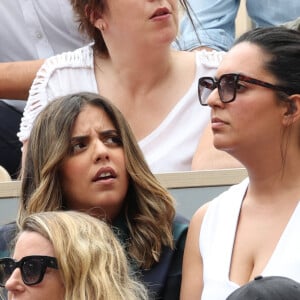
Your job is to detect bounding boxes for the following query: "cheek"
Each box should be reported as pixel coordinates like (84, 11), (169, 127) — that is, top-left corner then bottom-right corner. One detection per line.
(60, 159), (88, 200)
(61, 158), (87, 180)
(37, 280), (65, 300)
(116, 151), (127, 171)
(229, 96), (262, 122)
(116, 152), (128, 186)
(51, 274), (65, 298)
(230, 101), (277, 141)
(172, 8), (179, 30)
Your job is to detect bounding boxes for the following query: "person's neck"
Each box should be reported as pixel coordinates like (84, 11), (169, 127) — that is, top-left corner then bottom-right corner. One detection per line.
(96, 45), (174, 94)
(243, 148), (300, 197)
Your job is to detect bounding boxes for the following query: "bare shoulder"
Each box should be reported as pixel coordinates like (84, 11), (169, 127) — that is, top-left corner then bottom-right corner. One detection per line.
(0, 166), (11, 181)
(189, 202), (210, 232)
(180, 201), (210, 299)
(171, 49), (195, 64)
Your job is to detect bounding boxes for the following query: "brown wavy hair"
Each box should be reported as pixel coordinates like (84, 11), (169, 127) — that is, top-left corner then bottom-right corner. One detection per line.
(19, 92), (175, 269)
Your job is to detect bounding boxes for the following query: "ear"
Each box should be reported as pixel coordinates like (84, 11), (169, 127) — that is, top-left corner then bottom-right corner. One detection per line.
(282, 94), (300, 126)
(85, 5), (106, 29)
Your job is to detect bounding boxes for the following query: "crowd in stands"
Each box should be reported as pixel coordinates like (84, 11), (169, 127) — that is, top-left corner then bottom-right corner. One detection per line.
(0, 1), (300, 299)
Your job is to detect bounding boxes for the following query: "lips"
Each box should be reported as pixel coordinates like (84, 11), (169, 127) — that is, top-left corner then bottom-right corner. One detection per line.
(150, 7), (170, 19)
(92, 167), (117, 182)
(211, 117), (228, 124)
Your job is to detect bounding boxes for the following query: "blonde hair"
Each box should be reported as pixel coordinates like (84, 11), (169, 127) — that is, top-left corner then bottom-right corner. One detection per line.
(20, 211), (148, 300)
(20, 92), (175, 269)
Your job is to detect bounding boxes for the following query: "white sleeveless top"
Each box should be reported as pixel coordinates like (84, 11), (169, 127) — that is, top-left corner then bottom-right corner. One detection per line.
(200, 178), (300, 300)
(18, 45), (224, 173)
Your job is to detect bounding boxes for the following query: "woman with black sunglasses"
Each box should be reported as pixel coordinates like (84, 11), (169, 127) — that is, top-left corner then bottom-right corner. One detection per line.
(180, 27), (300, 299)
(1, 210), (148, 300)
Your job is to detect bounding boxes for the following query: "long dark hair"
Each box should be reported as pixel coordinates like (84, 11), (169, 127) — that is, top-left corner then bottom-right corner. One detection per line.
(235, 27), (300, 170)
(235, 27), (300, 95)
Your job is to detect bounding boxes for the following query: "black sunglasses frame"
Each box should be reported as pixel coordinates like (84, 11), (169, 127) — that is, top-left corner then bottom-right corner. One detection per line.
(198, 73), (293, 106)
(0, 255), (58, 287)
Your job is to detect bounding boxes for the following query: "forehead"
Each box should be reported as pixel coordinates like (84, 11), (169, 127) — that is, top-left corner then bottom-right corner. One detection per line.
(72, 105), (116, 135)
(217, 42), (268, 78)
(13, 231), (55, 260)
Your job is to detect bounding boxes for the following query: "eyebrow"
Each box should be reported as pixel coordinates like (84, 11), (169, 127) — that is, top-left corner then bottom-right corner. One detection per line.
(70, 129), (119, 142)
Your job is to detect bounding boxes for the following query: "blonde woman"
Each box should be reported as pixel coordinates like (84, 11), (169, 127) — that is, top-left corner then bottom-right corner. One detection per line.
(1, 210), (148, 300)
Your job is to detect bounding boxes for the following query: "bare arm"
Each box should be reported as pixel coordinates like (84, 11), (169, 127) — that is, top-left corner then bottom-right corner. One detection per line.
(20, 140), (29, 179)
(192, 124), (243, 170)
(180, 203), (209, 299)
(0, 59), (44, 100)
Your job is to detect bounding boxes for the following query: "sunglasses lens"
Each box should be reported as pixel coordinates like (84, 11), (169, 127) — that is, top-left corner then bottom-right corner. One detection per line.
(0, 260), (15, 287)
(22, 258), (43, 285)
(198, 78), (215, 105)
(219, 75), (236, 103)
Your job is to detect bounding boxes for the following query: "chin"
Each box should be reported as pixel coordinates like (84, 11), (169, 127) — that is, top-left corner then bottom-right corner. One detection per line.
(214, 141), (228, 151)
(158, 28), (177, 43)
(213, 134), (235, 147)
(214, 141), (235, 153)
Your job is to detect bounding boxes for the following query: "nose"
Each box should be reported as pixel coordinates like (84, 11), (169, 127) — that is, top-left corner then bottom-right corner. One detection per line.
(206, 88), (224, 108)
(5, 269), (25, 293)
(93, 138), (110, 163)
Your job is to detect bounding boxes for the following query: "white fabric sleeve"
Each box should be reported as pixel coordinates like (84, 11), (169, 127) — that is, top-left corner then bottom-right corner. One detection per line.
(18, 46), (93, 143)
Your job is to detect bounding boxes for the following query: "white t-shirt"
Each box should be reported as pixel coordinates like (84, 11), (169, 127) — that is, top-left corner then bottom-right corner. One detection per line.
(200, 178), (300, 299)
(19, 45), (224, 173)
(0, 0), (87, 61)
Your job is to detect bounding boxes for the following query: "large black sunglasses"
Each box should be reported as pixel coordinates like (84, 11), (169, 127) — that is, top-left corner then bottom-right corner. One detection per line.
(198, 73), (293, 106)
(0, 255), (58, 287)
